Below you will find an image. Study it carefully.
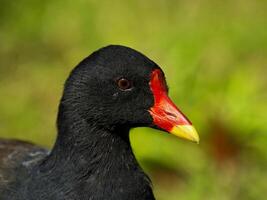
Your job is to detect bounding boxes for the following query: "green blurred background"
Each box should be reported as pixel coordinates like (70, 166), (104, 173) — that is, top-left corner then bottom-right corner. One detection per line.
(0, 0), (267, 199)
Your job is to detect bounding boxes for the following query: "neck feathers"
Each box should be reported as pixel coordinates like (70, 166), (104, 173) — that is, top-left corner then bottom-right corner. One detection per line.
(31, 103), (155, 200)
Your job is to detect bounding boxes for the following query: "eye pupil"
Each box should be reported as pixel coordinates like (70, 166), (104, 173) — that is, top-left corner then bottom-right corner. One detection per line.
(117, 78), (132, 90)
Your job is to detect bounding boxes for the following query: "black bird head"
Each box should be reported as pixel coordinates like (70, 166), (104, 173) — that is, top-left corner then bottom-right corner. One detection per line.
(60, 45), (199, 142)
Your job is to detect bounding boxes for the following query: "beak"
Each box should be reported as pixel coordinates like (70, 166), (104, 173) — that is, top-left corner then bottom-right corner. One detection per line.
(149, 69), (199, 143)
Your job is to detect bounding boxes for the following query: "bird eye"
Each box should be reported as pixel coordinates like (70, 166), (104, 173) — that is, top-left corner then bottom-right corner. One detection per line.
(117, 78), (132, 91)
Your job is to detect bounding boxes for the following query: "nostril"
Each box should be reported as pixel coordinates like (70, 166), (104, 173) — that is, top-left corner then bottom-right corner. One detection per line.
(164, 111), (177, 119)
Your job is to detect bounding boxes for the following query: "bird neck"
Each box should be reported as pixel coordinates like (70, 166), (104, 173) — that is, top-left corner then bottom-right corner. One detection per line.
(47, 125), (138, 175)
(48, 102), (139, 172)
(34, 104), (154, 199)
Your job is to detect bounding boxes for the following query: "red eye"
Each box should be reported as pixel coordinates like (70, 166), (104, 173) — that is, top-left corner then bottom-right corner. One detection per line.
(117, 78), (132, 91)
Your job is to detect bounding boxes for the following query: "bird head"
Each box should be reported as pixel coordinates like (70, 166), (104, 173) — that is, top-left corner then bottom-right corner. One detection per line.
(61, 45), (199, 143)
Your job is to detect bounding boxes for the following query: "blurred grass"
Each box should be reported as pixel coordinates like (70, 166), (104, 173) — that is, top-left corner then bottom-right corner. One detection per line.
(0, 0), (267, 199)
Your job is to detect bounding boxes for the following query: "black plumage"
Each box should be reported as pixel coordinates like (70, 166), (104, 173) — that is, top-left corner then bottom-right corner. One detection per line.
(0, 45), (160, 200)
(0, 45), (198, 200)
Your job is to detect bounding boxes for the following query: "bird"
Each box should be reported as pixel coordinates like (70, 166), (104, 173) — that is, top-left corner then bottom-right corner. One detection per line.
(0, 45), (199, 200)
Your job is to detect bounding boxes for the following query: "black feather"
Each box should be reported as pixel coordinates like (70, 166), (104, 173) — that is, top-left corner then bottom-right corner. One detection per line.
(0, 45), (166, 200)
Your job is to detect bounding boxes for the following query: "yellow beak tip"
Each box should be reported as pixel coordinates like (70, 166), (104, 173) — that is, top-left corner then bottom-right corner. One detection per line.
(170, 125), (199, 143)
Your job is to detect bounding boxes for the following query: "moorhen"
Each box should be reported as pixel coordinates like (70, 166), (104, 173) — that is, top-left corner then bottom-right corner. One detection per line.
(0, 45), (199, 200)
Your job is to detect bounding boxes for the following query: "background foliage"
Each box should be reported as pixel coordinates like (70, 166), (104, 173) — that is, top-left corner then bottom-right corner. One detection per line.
(0, 0), (267, 199)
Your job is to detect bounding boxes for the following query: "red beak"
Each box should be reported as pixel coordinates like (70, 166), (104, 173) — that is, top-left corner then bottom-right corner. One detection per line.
(149, 69), (199, 143)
